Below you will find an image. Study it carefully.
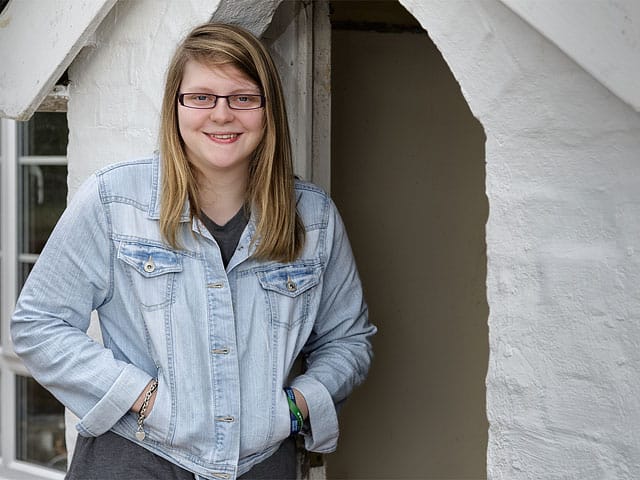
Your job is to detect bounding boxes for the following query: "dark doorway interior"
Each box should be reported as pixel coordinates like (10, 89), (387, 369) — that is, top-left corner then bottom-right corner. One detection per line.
(328, 1), (489, 478)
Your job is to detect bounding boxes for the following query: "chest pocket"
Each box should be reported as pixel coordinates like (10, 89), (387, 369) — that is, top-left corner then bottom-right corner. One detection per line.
(256, 262), (322, 327)
(118, 242), (183, 310)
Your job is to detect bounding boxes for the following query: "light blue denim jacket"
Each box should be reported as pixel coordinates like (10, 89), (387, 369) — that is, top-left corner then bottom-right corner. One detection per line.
(11, 156), (375, 480)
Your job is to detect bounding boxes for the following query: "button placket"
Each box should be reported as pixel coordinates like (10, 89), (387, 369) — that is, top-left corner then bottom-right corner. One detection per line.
(202, 257), (240, 471)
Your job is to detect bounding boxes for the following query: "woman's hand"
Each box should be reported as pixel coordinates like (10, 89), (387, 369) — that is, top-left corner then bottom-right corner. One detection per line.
(131, 380), (157, 415)
(292, 388), (309, 420)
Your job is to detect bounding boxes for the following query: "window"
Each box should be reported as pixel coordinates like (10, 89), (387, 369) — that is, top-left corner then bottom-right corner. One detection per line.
(0, 112), (68, 479)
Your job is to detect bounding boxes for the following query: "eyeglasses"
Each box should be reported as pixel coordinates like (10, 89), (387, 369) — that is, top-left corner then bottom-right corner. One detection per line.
(178, 93), (265, 110)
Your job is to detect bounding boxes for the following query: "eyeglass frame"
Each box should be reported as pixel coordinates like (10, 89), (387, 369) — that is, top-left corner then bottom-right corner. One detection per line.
(177, 93), (266, 110)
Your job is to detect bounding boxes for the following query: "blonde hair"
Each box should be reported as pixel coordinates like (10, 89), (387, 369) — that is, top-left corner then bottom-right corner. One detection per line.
(159, 23), (304, 262)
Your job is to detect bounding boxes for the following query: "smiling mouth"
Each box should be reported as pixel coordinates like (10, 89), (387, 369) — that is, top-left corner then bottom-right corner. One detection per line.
(208, 133), (239, 140)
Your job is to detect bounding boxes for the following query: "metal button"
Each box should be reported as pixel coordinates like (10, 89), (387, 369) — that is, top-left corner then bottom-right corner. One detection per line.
(212, 348), (230, 355)
(286, 279), (297, 292)
(216, 416), (235, 422)
(212, 474), (230, 479)
(144, 256), (155, 273)
(208, 282), (224, 289)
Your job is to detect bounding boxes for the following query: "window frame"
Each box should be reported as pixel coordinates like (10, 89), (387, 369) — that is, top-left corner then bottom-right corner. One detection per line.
(0, 115), (67, 480)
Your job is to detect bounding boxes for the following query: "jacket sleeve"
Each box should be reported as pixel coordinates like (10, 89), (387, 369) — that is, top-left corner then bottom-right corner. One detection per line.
(11, 174), (152, 437)
(291, 197), (376, 452)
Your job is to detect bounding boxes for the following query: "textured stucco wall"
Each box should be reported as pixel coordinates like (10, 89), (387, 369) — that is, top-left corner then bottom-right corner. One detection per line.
(501, 0), (640, 112)
(400, 0), (640, 478)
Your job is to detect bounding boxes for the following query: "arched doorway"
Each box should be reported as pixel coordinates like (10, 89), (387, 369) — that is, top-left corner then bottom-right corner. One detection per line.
(328, 1), (488, 478)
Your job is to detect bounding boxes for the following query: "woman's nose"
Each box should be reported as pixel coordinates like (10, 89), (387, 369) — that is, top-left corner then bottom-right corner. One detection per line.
(208, 98), (235, 122)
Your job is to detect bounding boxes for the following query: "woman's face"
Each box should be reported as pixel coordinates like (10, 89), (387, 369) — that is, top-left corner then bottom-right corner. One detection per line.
(177, 60), (265, 180)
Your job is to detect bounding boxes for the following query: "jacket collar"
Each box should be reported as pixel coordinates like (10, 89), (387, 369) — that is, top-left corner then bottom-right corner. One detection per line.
(148, 153), (191, 222)
(148, 153), (260, 256)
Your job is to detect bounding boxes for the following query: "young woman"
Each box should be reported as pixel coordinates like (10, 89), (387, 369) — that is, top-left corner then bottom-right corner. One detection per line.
(12, 23), (375, 479)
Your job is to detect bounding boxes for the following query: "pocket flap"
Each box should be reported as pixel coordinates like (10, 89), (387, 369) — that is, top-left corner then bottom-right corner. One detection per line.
(117, 242), (183, 277)
(257, 262), (322, 297)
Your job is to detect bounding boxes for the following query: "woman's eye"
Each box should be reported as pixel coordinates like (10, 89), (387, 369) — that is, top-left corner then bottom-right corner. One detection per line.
(194, 95), (210, 102)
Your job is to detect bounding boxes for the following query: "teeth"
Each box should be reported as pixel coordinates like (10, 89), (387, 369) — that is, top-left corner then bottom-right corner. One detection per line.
(210, 133), (238, 139)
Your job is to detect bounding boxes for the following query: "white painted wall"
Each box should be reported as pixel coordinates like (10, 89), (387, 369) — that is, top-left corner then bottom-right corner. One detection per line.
(400, 0), (640, 478)
(0, 0), (116, 120)
(501, 0), (640, 113)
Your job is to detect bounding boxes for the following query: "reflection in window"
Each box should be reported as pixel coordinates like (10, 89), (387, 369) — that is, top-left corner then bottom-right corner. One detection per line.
(17, 112), (68, 292)
(16, 375), (67, 471)
(20, 165), (67, 255)
(20, 112), (69, 156)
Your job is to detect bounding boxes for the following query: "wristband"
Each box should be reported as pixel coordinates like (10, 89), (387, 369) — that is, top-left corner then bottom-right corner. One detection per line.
(284, 387), (304, 435)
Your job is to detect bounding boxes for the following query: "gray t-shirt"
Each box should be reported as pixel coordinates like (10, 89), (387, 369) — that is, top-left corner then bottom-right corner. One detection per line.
(200, 207), (249, 267)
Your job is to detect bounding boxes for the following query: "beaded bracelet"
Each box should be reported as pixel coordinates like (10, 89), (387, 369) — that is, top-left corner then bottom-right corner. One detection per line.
(284, 387), (304, 435)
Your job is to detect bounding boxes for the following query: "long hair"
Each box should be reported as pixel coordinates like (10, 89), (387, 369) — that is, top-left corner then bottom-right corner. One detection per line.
(159, 23), (304, 262)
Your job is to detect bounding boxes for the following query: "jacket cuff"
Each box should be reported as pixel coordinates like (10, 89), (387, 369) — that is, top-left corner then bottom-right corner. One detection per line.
(76, 365), (152, 436)
(290, 374), (339, 453)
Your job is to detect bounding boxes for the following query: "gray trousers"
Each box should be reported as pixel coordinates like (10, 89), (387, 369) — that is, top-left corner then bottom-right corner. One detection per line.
(65, 431), (297, 480)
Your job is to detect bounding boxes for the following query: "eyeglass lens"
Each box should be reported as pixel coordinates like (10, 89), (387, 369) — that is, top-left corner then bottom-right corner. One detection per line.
(180, 94), (263, 110)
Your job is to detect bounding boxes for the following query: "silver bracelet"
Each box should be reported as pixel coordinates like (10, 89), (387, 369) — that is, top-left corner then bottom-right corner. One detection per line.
(135, 378), (158, 441)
